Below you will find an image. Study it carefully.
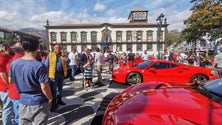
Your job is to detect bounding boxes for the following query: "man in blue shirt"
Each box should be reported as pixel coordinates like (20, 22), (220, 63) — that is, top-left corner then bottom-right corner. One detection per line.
(9, 37), (52, 125)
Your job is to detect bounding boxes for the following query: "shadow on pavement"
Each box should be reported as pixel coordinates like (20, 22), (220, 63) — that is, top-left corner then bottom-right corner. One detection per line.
(108, 81), (131, 89)
(91, 81), (130, 125)
(91, 93), (119, 125)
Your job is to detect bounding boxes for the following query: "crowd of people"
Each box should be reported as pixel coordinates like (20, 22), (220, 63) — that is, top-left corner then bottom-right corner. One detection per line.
(163, 50), (215, 67)
(0, 38), (128, 125)
(1, 36), (222, 125)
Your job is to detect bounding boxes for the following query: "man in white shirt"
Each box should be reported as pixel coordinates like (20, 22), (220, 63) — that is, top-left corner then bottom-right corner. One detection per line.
(68, 49), (77, 81)
(212, 48), (222, 77)
(141, 50), (149, 61)
(94, 47), (105, 86)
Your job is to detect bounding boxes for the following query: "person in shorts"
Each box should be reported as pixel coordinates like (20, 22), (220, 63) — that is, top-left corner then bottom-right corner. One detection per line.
(9, 37), (52, 125)
(83, 59), (92, 90)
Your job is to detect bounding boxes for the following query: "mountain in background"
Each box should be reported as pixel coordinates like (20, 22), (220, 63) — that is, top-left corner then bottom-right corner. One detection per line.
(18, 28), (46, 36)
(19, 28), (46, 43)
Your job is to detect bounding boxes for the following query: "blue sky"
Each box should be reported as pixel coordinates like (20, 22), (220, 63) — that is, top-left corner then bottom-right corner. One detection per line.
(0, 0), (193, 31)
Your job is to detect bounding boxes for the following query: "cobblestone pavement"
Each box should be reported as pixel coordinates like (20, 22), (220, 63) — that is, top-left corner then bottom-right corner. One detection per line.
(47, 65), (129, 125)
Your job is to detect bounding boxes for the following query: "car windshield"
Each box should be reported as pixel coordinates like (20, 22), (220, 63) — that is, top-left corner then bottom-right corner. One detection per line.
(202, 78), (222, 97)
(135, 60), (152, 69)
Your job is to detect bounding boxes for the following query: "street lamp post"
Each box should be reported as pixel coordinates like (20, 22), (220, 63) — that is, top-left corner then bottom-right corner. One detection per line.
(103, 24), (108, 53)
(156, 13), (164, 59)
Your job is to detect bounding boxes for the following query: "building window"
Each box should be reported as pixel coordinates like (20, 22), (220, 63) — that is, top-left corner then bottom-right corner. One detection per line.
(116, 31), (122, 42)
(91, 31), (97, 43)
(147, 44), (153, 51)
(61, 32), (67, 42)
(81, 44), (87, 52)
(147, 31), (153, 41)
(71, 32), (77, 43)
(50, 32), (56, 42)
(126, 31), (132, 42)
(71, 45), (77, 51)
(61, 45), (67, 52)
(92, 45), (97, 51)
(137, 44), (142, 51)
(127, 44), (132, 51)
(109, 45), (113, 52)
(137, 31), (143, 42)
(81, 32), (87, 43)
(118, 45), (122, 51)
(116, 44), (122, 52)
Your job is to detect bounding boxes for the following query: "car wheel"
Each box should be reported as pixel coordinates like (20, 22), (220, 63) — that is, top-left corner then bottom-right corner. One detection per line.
(126, 72), (142, 85)
(190, 74), (208, 84)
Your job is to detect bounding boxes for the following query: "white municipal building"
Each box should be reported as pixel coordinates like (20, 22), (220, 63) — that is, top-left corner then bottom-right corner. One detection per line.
(45, 8), (168, 55)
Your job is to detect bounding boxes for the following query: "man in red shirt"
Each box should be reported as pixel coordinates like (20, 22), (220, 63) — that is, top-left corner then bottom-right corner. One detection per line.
(0, 44), (14, 125)
(6, 43), (24, 125)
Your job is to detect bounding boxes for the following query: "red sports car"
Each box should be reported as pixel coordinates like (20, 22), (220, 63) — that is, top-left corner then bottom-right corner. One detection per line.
(112, 60), (218, 85)
(103, 79), (222, 125)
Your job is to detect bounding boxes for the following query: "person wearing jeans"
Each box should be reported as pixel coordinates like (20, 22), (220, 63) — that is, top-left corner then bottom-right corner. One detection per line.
(68, 49), (77, 81)
(9, 37), (52, 125)
(0, 44), (13, 125)
(6, 42), (24, 125)
(94, 47), (105, 86)
(0, 91), (13, 125)
(45, 44), (67, 111)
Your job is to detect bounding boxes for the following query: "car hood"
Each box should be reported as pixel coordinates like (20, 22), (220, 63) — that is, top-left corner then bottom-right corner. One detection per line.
(105, 84), (222, 125)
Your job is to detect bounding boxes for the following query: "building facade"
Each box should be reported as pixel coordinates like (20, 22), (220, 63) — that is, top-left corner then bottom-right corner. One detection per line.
(45, 9), (168, 56)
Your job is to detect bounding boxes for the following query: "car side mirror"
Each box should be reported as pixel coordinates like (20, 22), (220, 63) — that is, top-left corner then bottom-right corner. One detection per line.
(149, 68), (156, 72)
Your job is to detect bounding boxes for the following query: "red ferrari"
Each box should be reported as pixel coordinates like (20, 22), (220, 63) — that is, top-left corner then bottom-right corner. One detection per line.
(112, 60), (218, 85)
(103, 79), (222, 125)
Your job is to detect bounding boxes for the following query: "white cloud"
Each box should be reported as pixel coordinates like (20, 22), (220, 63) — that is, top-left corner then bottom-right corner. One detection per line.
(29, 11), (78, 29)
(94, 3), (106, 12)
(0, 11), (21, 29)
(148, 6), (192, 31)
(105, 9), (115, 16)
(0, 0), (192, 31)
(167, 10), (192, 31)
(0, 11), (17, 21)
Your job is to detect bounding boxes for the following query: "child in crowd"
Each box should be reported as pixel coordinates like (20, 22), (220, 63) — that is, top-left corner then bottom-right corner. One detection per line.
(83, 59), (92, 90)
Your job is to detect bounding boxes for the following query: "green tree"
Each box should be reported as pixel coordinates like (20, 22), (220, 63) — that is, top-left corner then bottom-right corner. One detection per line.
(166, 30), (182, 47)
(0, 32), (18, 45)
(182, 0), (222, 43)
